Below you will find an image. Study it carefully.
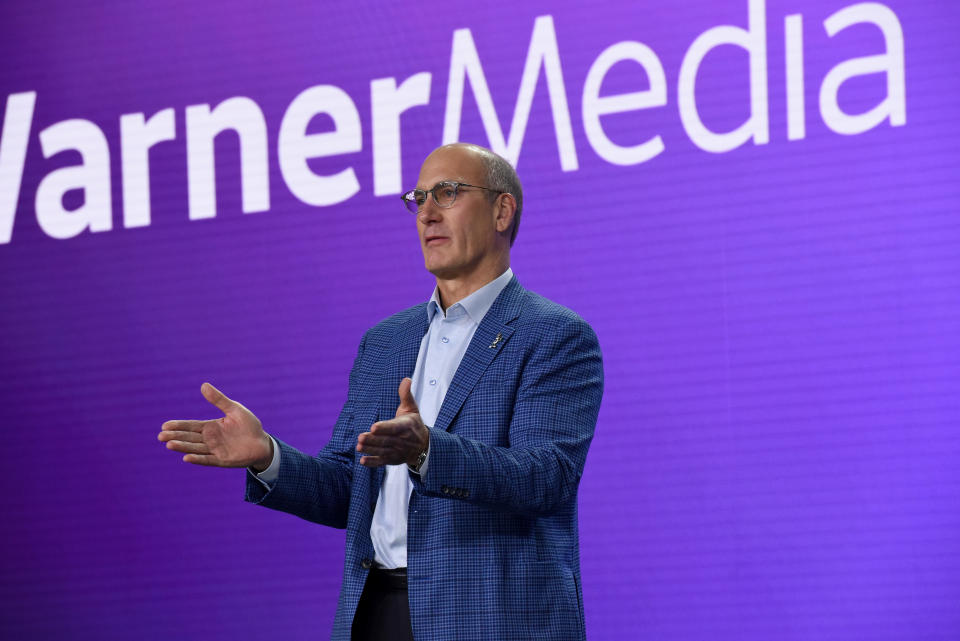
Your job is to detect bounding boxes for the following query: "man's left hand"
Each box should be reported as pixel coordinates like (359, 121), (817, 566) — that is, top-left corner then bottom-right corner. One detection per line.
(357, 377), (429, 467)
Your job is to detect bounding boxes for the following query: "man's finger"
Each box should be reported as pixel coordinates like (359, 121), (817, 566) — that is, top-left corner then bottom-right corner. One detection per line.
(356, 432), (401, 457)
(201, 382), (233, 414)
(355, 444), (395, 457)
(370, 418), (411, 435)
(356, 431), (403, 449)
(161, 420), (207, 433)
(183, 453), (223, 466)
(359, 455), (387, 467)
(396, 377), (419, 416)
(166, 440), (212, 455)
(357, 432), (402, 448)
(158, 430), (204, 443)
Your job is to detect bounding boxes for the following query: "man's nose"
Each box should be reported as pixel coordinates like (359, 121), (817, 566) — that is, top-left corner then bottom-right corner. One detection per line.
(418, 198), (442, 224)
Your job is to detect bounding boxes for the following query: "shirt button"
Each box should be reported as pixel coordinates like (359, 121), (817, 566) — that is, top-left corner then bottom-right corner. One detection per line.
(429, 379), (437, 386)
(441, 336), (449, 343)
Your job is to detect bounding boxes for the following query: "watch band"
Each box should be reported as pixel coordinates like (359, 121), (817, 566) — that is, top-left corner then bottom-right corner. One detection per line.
(411, 448), (428, 473)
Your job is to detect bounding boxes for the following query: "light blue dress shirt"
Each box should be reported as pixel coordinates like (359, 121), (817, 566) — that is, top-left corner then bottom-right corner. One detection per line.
(255, 268), (514, 569)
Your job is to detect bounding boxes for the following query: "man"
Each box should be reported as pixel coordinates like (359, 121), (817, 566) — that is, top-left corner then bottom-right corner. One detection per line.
(159, 143), (603, 641)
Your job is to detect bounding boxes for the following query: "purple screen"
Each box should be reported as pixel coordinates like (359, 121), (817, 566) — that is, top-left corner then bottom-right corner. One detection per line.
(2, 1), (958, 639)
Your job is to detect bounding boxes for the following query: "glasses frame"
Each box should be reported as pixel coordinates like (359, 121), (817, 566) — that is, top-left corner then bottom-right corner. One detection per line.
(400, 181), (504, 214)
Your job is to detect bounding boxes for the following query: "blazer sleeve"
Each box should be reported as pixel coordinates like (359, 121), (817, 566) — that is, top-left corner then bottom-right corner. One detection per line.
(411, 314), (603, 515)
(242, 333), (370, 528)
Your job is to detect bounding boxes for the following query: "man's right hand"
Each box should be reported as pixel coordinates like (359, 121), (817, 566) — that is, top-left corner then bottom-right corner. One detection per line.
(158, 383), (273, 471)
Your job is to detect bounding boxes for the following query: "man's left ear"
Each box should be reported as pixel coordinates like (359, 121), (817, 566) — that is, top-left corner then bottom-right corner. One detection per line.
(494, 193), (517, 234)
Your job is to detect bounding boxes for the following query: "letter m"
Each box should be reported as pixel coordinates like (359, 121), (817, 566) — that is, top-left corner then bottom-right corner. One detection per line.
(442, 15), (578, 170)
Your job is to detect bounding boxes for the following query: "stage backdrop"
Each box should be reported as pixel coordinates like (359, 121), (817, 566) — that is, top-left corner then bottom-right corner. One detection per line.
(1, 1), (957, 639)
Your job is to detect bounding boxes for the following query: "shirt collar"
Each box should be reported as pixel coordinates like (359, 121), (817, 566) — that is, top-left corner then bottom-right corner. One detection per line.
(426, 267), (514, 324)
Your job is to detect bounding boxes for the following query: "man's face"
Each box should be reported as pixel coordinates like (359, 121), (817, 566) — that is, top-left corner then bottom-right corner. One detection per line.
(416, 147), (501, 281)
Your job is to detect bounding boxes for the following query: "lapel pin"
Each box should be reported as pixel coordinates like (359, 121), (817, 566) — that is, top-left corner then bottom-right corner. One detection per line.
(489, 333), (502, 349)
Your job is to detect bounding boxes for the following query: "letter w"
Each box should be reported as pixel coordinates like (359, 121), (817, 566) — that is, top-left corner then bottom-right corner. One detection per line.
(442, 15), (578, 170)
(0, 92), (36, 244)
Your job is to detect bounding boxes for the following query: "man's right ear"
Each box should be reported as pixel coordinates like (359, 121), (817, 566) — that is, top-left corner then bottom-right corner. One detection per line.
(494, 193), (517, 234)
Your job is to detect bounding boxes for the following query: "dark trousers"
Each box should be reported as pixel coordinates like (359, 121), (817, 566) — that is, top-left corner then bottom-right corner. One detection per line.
(351, 567), (415, 641)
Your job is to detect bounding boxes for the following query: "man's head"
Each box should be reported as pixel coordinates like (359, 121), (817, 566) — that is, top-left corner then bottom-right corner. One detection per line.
(411, 143), (522, 285)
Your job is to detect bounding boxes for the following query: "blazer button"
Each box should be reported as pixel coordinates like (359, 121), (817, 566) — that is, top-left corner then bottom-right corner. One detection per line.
(441, 485), (450, 494)
(361, 558), (373, 569)
(463, 489), (470, 498)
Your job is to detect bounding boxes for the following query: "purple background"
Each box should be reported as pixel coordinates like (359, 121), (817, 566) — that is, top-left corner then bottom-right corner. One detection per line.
(1, 1), (958, 638)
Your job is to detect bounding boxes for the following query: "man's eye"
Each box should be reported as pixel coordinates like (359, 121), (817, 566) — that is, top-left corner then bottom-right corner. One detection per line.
(440, 185), (456, 198)
(414, 192), (427, 205)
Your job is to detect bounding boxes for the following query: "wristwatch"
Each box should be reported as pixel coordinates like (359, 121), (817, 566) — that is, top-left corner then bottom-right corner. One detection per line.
(411, 448), (428, 474)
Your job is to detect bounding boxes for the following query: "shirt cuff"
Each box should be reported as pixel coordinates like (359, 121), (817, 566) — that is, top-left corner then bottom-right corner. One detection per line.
(408, 434), (431, 477)
(250, 435), (280, 487)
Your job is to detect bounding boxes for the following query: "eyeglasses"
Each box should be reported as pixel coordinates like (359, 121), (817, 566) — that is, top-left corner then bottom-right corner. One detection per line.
(400, 181), (504, 214)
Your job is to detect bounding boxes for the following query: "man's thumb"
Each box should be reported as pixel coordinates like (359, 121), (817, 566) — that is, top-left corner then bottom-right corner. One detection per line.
(201, 382), (233, 413)
(396, 377), (419, 415)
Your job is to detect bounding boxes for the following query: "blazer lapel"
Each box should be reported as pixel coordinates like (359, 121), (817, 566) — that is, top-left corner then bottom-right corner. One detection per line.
(369, 306), (430, 489)
(432, 277), (524, 433)
(382, 306), (430, 409)
(390, 304), (428, 382)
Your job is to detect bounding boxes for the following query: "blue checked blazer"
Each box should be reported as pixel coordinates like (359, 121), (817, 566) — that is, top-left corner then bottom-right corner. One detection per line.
(245, 277), (603, 640)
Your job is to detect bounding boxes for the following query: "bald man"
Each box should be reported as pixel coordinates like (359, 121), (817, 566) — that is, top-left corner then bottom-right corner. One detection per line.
(160, 143), (603, 641)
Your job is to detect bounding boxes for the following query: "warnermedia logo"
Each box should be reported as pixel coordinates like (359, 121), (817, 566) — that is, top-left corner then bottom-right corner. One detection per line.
(0, 0), (906, 244)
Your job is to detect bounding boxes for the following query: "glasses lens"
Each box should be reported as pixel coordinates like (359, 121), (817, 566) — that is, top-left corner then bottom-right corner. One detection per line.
(433, 182), (458, 208)
(402, 190), (424, 213)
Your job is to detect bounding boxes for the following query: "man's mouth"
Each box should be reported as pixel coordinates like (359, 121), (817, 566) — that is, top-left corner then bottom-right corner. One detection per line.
(425, 236), (448, 245)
